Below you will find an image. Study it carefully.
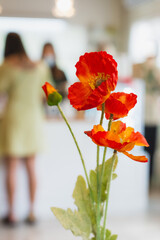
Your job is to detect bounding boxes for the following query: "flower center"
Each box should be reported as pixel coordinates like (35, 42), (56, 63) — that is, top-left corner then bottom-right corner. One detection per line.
(95, 79), (106, 88)
(88, 73), (110, 90)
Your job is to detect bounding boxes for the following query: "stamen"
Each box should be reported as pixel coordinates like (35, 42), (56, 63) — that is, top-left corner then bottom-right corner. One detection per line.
(88, 72), (110, 90)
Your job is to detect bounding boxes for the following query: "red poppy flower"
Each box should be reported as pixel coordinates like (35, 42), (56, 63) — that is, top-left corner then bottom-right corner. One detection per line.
(85, 121), (149, 162)
(97, 92), (137, 120)
(68, 51), (118, 110)
(42, 82), (62, 106)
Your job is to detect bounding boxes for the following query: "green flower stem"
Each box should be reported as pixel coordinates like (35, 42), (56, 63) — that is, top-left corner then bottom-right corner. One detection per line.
(100, 103), (105, 125)
(102, 150), (117, 240)
(96, 103), (105, 240)
(99, 114), (113, 197)
(108, 114), (113, 131)
(96, 145), (100, 240)
(98, 114), (113, 239)
(57, 104), (93, 202)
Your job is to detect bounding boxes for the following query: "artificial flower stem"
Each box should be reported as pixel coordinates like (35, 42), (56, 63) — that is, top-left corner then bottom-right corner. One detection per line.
(98, 114), (113, 239)
(96, 145), (101, 240)
(102, 150), (117, 240)
(96, 103), (105, 240)
(108, 114), (113, 130)
(99, 114), (113, 190)
(100, 114), (113, 184)
(57, 104), (93, 201)
(100, 103), (105, 125)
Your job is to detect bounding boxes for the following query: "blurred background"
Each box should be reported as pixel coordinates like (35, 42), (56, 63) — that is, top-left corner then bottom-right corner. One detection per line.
(0, 0), (160, 240)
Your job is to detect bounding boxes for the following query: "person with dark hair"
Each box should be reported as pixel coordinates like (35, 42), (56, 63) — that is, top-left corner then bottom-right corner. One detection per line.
(42, 43), (67, 99)
(4, 32), (27, 58)
(0, 32), (52, 225)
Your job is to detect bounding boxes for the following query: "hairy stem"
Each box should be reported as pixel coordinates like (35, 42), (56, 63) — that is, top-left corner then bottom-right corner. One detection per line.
(96, 145), (100, 240)
(102, 150), (117, 240)
(99, 114), (113, 197)
(96, 103), (105, 240)
(99, 114), (113, 239)
(100, 103), (105, 125)
(57, 104), (94, 202)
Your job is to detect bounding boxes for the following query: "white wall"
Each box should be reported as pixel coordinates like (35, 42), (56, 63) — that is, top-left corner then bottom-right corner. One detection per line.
(1, 0), (123, 28)
(128, 0), (160, 22)
(124, 0), (160, 53)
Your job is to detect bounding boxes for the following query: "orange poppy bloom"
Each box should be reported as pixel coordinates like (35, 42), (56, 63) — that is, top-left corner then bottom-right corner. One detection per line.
(97, 92), (137, 120)
(68, 51), (118, 110)
(85, 121), (149, 162)
(42, 82), (62, 106)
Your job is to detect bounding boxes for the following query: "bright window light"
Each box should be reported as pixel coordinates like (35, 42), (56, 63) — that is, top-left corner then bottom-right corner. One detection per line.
(129, 21), (154, 63)
(129, 18), (160, 66)
(52, 0), (75, 18)
(0, 17), (67, 33)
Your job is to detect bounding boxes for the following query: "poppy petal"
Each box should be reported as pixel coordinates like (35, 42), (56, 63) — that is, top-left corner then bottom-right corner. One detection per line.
(104, 97), (128, 119)
(68, 80), (111, 110)
(122, 151), (148, 162)
(76, 52), (118, 88)
(118, 92), (137, 111)
(98, 92), (137, 120)
(110, 121), (126, 135)
(120, 127), (134, 141)
(68, 51), (118, 111)
(42, 82), (57, 98)
(120, 142), (135, 152)
(42, 84), (48, 98)
(85, 121), (149, 162)
(129, 131), (149, 147)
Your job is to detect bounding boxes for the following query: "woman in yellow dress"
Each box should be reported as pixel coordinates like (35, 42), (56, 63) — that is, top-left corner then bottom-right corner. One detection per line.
(0, 33), (52, 225)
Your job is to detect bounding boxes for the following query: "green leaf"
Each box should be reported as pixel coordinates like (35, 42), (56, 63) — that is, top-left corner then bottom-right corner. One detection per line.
(113, 155), (118, 172)
(112, 173), (118, 180)
(73, 175), (96, 234)
(100, 155), (118, 202)
(89, 170), (97, 202)
(105, 229), (111, 239)
(51, 207), (91, 240)
(101, 155), (118, 200)
(52, 175), (96, 239)
(73, 176), (91, 214)
(105, 229), (118, 240)
(110, 235), (118, 240)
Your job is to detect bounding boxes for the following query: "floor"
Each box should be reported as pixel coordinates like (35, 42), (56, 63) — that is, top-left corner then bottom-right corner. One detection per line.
(0, 193), (160, 240)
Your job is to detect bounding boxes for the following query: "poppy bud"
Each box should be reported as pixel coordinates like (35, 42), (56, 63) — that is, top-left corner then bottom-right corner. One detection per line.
(42, 82), (62, 106)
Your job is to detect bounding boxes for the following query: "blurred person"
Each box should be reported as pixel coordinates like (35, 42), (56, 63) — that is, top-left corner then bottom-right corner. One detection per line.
(143, 56), (160, 187)
(42, 42), (67, 99)
(0, 33), (52, 225)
